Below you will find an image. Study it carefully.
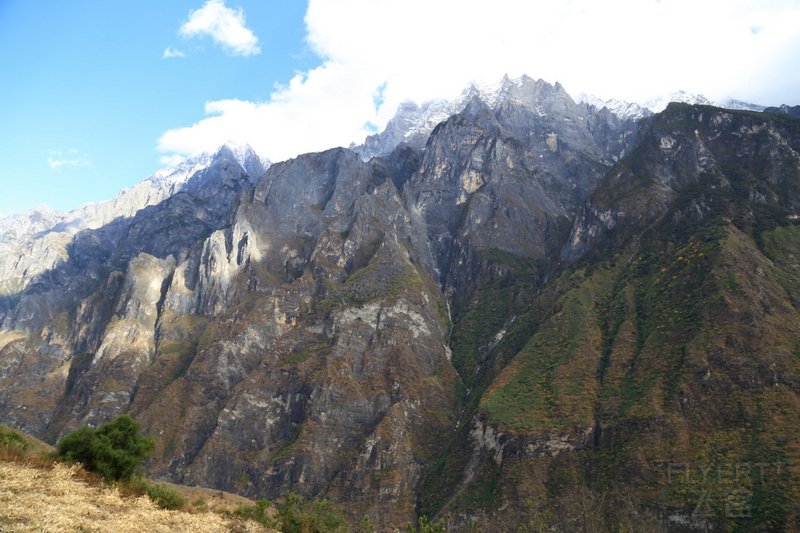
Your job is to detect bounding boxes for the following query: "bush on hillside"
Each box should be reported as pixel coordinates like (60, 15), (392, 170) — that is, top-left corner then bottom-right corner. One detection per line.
(277, 492), (347, 533)
(56, 415), (155, 481)
(0, 425), (30, 459)
(232, 499), (275, 528)
(144, 482), (186, 510)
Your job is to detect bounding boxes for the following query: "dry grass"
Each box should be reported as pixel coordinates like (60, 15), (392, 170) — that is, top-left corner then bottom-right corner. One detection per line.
(0, 461), (273, 532)
(152, 480), (265, 515)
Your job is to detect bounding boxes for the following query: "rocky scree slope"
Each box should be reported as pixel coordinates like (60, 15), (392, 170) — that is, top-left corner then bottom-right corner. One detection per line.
(2, 80), (799, 531)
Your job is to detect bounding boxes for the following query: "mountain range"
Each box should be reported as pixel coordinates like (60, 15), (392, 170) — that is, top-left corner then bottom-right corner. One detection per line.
(1, 75), (799, 531)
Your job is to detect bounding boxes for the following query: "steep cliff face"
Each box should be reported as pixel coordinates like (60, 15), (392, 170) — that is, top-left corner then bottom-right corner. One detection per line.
(408, 79), (636, 295)
(0, 149), (256, 298)
(0, 141), (459, 528)
(0, 146), (260, 438)
(2, 81), (799, 531)
(432, 104), (800, 531)
(130, 148), (459, 527)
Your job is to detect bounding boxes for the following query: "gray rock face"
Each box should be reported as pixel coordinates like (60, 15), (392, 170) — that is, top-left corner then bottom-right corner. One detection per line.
(563, 103), (800, 260)
(0, 145), (268, 298)
(354, 100), (456, 160)
(0, 79), (647, 529)
(407, 77), (638, 299)
(355, 74), (639, 164)
(764, 104), (800, 117)
(0, 146), (261, 436)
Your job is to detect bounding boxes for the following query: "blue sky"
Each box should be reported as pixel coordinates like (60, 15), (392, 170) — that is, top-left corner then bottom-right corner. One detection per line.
(0, 0), (316, 216)
(1, 0), (799, 217)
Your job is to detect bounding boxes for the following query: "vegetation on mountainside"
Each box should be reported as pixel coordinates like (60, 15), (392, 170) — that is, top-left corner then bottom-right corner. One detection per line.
(482, 277), (605, 432)
(420, 107), (800, 531)
(226, 491), (354, 532)
(273, 492), (347, 532)
(473, 215), (797, 528)
(405, 515), (447, 532)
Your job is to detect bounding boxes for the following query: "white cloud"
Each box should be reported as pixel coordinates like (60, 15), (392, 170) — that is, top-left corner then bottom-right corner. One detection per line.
(179, 0), (260, 57)
(159, 0), (800, 164)
(48, 149), (90, 169)
(162, 47), (186, 59)
(159, 154), (187, 167)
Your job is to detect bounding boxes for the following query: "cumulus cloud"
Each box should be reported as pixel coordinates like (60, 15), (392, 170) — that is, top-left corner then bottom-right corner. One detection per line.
(179, 0), (260, 56)
(162, 47), (186, 59)
(48, 148), (90, 169)
(158, 0), (800, 165)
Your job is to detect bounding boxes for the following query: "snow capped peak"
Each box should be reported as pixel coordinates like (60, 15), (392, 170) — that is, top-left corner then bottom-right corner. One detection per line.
(0, 205), (64, 241)
(579, 90), (716, 118)
(356, 75), (771, 160)
(217, 141), (257, 164)
(576, 93), (652, 121)
(152, 143), (270, 189)
(355, 75), (573, 160)
(456, 75), (563, 111)
(354, 98), (457, 160)
(457, 75), (517, 108)
(643, 91), (715, 113)
(578, 90), (766, 120)
(721, 99), (765, 112)
(151, 151), (214, 186)
(3, 142), (270, 250)
(215, 141), (271, 178)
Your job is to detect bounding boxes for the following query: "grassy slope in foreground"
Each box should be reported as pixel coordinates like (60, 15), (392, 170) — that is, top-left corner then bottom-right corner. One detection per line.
(0, 424), (274, 532)
(0, 461), (271, 532)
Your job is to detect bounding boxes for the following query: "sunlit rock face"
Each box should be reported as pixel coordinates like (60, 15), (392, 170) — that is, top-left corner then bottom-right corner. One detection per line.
(3, 80), (799, 531)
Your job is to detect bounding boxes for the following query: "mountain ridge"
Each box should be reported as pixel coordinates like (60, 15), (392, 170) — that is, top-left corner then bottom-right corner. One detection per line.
(1, 78), (799, 531)
(354, 75), (774, 160)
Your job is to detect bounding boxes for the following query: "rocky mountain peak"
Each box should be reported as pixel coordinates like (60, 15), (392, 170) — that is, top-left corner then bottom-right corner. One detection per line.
(355, 75), (618, 161)
(0, 145), (265, 297)
(213, 142), (271, 180)
(2, 80), (799, 531)
(764, 103), (800, 117)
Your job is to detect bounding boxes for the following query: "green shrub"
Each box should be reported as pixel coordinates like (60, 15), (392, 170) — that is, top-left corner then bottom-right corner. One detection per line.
(0, 425), (30, 458)
(278, 492), (347, 533)
(56, 415), (155, 481)
(232, 499), (274, 527)
(232, 494), (347, 532)
(192, 497), (209, 512)
(357, 515), (375, 533)
(406, 516), (447, 533)
(124, 477), (185, 510)
(144, 483), (185, 510)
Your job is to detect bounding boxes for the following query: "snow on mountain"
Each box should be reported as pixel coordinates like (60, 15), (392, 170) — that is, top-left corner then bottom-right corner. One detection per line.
(642, 90), (715, 112)
(0, 143), (269, 295)
(721, 99), (765, 112)
(218, 142), (271, 180)
(576, 91), (721, 119)
(354, 75), (566, 160)
(0, 205), (62, 245)
(7, 143), (268, 237)
(357, 75), (771, 160)
(577, 91), (767, 121)
(353, 99), (458, 160)
(576, 93), (652, 121)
